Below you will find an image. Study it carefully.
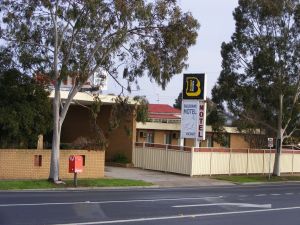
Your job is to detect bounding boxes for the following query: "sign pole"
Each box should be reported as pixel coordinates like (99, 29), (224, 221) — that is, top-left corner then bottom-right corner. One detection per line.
(74, 172), (78, 187)
(194, 139), (200, 148)
(268, 147), (272, 180)
(69, 155), (83, 187)
(267, 138), (274, 180)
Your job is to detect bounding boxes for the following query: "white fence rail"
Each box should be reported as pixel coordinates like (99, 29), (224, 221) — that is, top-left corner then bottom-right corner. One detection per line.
(133, 143), (300, 176)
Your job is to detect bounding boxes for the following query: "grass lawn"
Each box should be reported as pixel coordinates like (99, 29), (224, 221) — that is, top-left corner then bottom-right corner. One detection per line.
(214, 175), (300, 184)
(0, 178), (152, 190)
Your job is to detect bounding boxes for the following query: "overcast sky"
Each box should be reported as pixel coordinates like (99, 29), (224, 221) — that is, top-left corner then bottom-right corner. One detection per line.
(105, 0), (239, 105)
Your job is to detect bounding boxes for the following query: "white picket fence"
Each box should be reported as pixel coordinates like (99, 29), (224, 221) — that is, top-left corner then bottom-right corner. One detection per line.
(133, 143), (300, 176)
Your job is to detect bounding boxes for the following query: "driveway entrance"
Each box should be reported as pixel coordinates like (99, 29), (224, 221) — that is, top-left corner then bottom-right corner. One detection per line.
(105, 166), (232, 187)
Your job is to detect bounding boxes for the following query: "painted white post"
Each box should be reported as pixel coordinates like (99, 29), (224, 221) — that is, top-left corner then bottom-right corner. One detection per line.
(292, 150), (294, 174)
(142, 142), (145, 169)
(263, 149), (265, 175)
(190, 147), (194, 177)
(246, 148), (249, 175)
(209, 148), (213, 176)
(229, 148), (232, 175)
(180, 138), (184, 151)
(165, 144), (169, 173)
(194, 139), (200, 148)
(268, 148), (272, 180)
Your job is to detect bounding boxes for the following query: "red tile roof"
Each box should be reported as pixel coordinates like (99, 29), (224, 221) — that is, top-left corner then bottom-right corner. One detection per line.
(149, 114), (181, 119)
(148, 104), (181, 120)
(148, 104), (181, 114)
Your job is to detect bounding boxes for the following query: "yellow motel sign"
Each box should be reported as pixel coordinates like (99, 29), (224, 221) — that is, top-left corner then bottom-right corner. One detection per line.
(183, 73), (205, 100)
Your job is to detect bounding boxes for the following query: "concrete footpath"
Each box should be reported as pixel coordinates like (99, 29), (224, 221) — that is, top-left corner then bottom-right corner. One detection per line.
(105, 166), (233, 187)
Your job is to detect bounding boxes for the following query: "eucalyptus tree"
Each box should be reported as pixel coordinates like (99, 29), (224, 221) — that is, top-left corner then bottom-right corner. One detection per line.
(212, 0), (300, 176)
(0, 0), (199, 182)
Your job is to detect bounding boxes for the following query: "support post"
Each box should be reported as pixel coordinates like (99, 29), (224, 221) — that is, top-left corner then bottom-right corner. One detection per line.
(268, 148), (272, 180)
(263, 149), (265, 175)
(292, 150), (294, 175)
(228, 148), (232, 175)
(190, 147), (194, 177)
(165, 144), (169, 173)
(142, 142), (145, 169)
(73, 172), (78, 187)
(209, 148), (213, 176)
(194, 139), (200, 148)
(180, 138), (184, 151)
(273, 94), (283, 176)
(246, 148), (249, 175)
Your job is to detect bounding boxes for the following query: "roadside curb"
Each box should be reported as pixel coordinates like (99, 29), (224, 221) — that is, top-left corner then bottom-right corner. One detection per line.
(236, 181), (300, 185)
(0, 185), (162, 192)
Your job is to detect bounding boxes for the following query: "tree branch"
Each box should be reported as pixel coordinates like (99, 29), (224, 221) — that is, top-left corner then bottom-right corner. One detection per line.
(240, 113), (277, 133)
(2, 37), (54, 53)
(283, 127), (300, 140)
(59, 85), (82, 128)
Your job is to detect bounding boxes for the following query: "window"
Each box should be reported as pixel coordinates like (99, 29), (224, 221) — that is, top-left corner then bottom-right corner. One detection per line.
(81, 155), (86, 166)
(139, 131), (146, 138)
(172, 132), (179, 139)
(165, 132), (172, 145)
(146, 132), (154, 143)
(34, 155), (42, 167)
(223, 134), (230, 148)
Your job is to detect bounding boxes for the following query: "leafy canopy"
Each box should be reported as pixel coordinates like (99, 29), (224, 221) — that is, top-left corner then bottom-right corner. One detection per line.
(212, 0), (300, 142)
(0, 0), (199, 90)
(0, 69), (52, 148)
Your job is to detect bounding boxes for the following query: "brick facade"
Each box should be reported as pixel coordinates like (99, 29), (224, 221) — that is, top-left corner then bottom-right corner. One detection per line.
(61, 104), (136, 162)
(0, 149), (105, 179)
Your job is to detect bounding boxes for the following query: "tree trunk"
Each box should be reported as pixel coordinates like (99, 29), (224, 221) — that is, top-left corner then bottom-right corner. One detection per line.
(273, 94), (283, 176)
(49, 8), (60, 182)
(49, 85), (61, 182)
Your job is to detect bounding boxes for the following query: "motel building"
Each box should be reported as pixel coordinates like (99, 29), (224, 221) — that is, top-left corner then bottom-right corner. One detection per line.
(136, 104), (252, 149)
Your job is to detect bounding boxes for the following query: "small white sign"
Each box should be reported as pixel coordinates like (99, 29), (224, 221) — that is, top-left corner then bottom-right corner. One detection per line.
(268, 138), (274, 148)
(180, 100), (199, 139)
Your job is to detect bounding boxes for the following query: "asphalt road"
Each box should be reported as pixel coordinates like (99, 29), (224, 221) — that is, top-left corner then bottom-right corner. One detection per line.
(1, 184), (300, 225)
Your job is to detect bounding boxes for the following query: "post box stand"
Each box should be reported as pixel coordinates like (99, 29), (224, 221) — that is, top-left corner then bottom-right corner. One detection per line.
(69, 155), (83, 187)
(74, 172), (78, 187)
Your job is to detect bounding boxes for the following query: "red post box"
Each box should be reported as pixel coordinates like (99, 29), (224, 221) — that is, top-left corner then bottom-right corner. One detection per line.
(69, 155), (83, 173)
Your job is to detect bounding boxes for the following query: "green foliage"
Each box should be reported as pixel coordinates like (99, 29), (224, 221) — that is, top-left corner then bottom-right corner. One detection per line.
(0, 69), (52, 148)
(206, 98), (229, 147)
(0, 0), (199, 90)
(0, 180), (57, 190)
(133, 96), (149, 123)
(212, 0), (300, 143)
(60, 136), (106, 150)
(109, 95), (149, 133)
(109, 96), (134, 132)
(64, 178), (152, 187)
(0, 47), (13, 73)
(173, 92), (182, 109)
(112, 153), (130, 164)
(88, 96), (107, 150)
(206, 98), (226, 128)
(214, 175), (300, 184)
(0, 179), (152, 190)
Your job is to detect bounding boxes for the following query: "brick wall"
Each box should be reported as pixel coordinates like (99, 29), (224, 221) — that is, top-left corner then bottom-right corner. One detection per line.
(0, 149), (105, 179)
